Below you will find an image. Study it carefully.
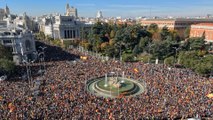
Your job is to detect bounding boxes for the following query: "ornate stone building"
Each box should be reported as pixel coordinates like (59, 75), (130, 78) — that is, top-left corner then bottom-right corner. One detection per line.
(0, 5), (36, 64)
(38, 3), (92, 43)
(53, 15), (82, 41)
(0, 5), (10, 20)
(0, 28), (36, 65)
(65, 3), (78, 18)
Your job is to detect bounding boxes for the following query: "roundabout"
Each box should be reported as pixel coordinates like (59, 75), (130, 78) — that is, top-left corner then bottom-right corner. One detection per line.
(86, 73), (146, 98)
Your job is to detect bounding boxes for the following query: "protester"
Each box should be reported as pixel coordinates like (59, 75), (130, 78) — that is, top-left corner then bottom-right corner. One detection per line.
(0, 43), (212, 119)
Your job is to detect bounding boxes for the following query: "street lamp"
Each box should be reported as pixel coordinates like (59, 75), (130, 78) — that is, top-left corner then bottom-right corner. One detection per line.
(172, 47), (181, 65)
(148, 42), (154, 64)
(119, 45), (122, 61)
(38, 46), (47, 71)
(20, 43), (38, 87)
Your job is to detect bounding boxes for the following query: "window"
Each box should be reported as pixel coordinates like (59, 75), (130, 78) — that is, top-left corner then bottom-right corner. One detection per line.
(64, 30), (67, 38)
(3, 40), (12, 44)
(73, 30), (75, 38)
(25, 40), (31, 51)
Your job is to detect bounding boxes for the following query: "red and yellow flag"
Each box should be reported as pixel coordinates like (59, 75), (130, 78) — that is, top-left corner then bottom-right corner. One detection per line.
(0, 96), (3, 101)
(134, 68), (139, 73)
(207, 93), (213, 98)
(80, 56), (87, 60)
(8, 103), (16, 113)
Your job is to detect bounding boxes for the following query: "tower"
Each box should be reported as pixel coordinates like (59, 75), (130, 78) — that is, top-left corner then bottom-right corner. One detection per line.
(66, 3), (70, 14)
(5, 4), (10, 15)
(65, 3), (78, 18)
(96, 11), (103, 19)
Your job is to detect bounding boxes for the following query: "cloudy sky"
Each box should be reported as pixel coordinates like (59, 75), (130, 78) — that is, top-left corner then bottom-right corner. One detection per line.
(0, 0), (212, 17)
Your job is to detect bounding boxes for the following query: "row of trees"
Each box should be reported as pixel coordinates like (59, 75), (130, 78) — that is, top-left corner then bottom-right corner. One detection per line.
(0, 45), (15, 76)
(79, 22), (213, 76)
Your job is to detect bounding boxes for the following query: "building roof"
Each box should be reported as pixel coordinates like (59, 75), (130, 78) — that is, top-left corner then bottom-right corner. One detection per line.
(192, 23), (213, 27)
(142, 18), (213, 22)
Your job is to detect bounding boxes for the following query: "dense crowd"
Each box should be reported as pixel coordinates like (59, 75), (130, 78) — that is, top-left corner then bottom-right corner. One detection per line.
(0, 43), (212, 119)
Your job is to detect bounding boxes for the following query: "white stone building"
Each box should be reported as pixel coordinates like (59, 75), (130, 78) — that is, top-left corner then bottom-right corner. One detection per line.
(53, 15), (82, 41)
(0, 5), (10, 20)
(38, 3), (92, 42)
(39, 17), (54, 38)
(96, 11), (103, 19)
(0, 28), (36, 65)
(0, 5), (36, 64)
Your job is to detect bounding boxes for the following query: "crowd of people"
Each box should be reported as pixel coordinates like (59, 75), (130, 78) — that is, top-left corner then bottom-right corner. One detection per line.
(0, 42), (212, 119)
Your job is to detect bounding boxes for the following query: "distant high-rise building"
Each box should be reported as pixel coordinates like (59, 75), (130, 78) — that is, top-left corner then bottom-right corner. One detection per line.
(65, 3), (78, 18)
(96, 11), (103, 19)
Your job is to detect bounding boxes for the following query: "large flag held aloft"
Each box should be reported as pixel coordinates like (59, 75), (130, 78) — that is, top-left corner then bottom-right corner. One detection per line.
(134, 68), (139, 73)
(8, 103), (16, 113)
(207, 93), (213, 98)
(0, 96), (3, 101)
(80, 56), (87, 60)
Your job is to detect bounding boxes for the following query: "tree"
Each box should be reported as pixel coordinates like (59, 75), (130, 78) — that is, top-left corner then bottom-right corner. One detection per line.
(152, 32), (161, 41)
(100, 42), (109, 51)
(0, 44), (12, 60)
(189, 37), (206, 50)
(0, 59), (15, 75)
(160, 26), (170, 41)
(164, 56), (175, 66)
(138, 37), (150, 52)
(184, 27), (190, 39)
(110, 30), (115, 39)
(38, 31), (45, 40)
(132, 45), (140, 55)
(148, 23), (159, 34)
(122, 53), (135, 62)
(104, 45), (116, 57)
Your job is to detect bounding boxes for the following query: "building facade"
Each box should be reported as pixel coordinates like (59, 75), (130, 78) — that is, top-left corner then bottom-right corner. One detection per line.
(0, 5), (10, 20)
(53, 15), (82, 41)
(190, 23), (213, 43)
(96, 11), (103, 19)
(0, 30), (36, 65)
(38, 3), (92, 43)
(141, 18), (213, 38)
(0, 5), (36, 64)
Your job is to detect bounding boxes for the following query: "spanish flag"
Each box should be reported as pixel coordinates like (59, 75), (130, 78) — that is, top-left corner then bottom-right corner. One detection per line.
(80, 56), (87, 60)
(207, 93), (213, 98)
(8, 103), (16, 113)
(134, 68), (139, 73)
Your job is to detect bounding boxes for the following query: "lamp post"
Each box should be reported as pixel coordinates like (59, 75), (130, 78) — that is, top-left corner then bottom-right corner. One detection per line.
(20, 43), (33, 87)
(172, 47), (181, 66)
(38, 46), (47, 71)
(148, 42), (154, 64)
(119, 45), (122, 61)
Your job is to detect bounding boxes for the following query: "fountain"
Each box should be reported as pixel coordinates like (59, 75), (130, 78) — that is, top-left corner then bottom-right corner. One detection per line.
(86, 72), (145, 98)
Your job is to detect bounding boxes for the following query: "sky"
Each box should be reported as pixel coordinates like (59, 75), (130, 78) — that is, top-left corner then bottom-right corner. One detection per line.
(0, 0), (213, 18)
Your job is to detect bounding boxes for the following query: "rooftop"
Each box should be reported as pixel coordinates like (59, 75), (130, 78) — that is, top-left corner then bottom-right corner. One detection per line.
(192, 23), (213, 26)
(142, 18), (213, 22)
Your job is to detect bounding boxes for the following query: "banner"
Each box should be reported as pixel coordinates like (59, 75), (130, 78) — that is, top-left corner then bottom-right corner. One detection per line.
(207, 93), (213, 98)
(134, 68), (139, 73)
(80, 56), (87, 60)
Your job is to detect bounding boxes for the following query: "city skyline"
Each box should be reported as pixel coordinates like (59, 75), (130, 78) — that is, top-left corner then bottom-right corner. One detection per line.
(0, 0), (213, 17)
